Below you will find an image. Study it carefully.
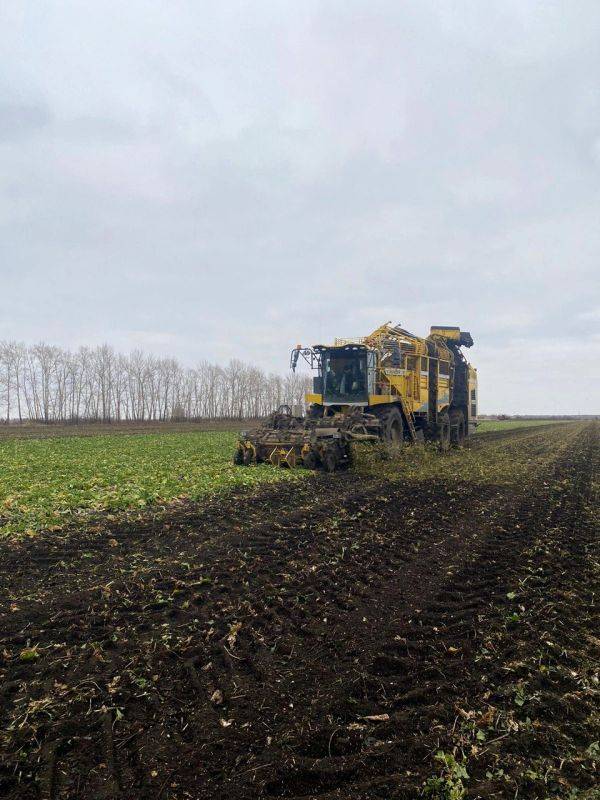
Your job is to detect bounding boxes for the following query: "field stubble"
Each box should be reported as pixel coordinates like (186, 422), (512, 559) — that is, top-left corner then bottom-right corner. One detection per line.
(0, 421), (598, 799)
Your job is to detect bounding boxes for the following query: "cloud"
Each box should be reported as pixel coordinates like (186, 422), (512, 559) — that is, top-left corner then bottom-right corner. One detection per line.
(0, 0), (599, 412)
(0, 102), (52, 140)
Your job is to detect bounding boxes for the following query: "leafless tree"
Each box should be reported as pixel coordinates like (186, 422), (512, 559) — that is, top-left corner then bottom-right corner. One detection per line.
(0, 340), (311, 423)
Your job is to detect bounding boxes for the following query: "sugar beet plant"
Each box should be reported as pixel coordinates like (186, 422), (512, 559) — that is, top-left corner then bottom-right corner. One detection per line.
(0, 431), (301, 537)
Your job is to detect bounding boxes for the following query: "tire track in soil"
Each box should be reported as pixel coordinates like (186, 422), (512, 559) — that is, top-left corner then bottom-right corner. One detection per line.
(458, 422), (599, 799)
(263, 423), (597, 800)
(0, 423), (595, 800)
(250, 426), (596, 800)
(469, 423), (570, 444)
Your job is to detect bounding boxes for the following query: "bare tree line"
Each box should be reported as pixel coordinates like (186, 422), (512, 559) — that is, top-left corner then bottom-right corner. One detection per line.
(0, 342), (311, 423)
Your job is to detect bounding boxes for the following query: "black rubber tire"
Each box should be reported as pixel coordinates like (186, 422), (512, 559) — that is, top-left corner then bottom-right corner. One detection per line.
(437, 413), (451, 451)
(242, 447), (254, 465)
(307, 404), (324, 419)
(323, 449), (338, 472)
(450, 410), (465, 447)
(379, 407), (404, 445)
(303, 450), (319, 470)
(233, 447), (244, 465)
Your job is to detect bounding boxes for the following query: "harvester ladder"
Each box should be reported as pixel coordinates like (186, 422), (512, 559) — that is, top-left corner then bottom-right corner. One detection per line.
(400, 397), (418, 442)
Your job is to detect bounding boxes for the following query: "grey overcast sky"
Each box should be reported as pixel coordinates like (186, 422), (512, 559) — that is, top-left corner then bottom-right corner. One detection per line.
(1, 1), (599, 414)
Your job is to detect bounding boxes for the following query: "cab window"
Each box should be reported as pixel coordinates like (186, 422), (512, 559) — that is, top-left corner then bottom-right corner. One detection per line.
(322, 353), (368, 403)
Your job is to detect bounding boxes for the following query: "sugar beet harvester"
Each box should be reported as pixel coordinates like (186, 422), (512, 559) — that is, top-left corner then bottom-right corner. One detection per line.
(235, 322), (477, 472)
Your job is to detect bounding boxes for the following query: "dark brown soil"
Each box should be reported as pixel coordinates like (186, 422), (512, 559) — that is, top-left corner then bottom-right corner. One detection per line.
(0, 420), (257, 440)
(0, 423), (598, 799)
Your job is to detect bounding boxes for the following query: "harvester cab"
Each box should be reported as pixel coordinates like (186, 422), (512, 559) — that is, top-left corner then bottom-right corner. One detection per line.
(294, 344), (376, 408)
(235, 321), (477, 471)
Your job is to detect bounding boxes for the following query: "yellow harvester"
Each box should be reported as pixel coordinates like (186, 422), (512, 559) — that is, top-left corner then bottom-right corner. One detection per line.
(235, 322), (477, 471)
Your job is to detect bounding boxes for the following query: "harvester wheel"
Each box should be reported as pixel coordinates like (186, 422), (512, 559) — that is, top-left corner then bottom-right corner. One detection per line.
(450, 410), (465, 447)
(307, 404), (324, 419)
(323, 449), (339, 472)
(381, 408), (404, 446)
(242, 447), (254, 465)
(437, 413), (451, 451)
(233, 447), (244, 465)
(303, 450), (319, 470)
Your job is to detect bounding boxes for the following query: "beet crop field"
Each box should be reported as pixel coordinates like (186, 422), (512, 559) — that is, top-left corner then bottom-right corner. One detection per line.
(0, 421), (598, 800)
(0, 431), (300, 537)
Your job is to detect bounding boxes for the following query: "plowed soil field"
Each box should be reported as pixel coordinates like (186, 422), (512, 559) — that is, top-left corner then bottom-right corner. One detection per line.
(1, 423), (598, 799)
